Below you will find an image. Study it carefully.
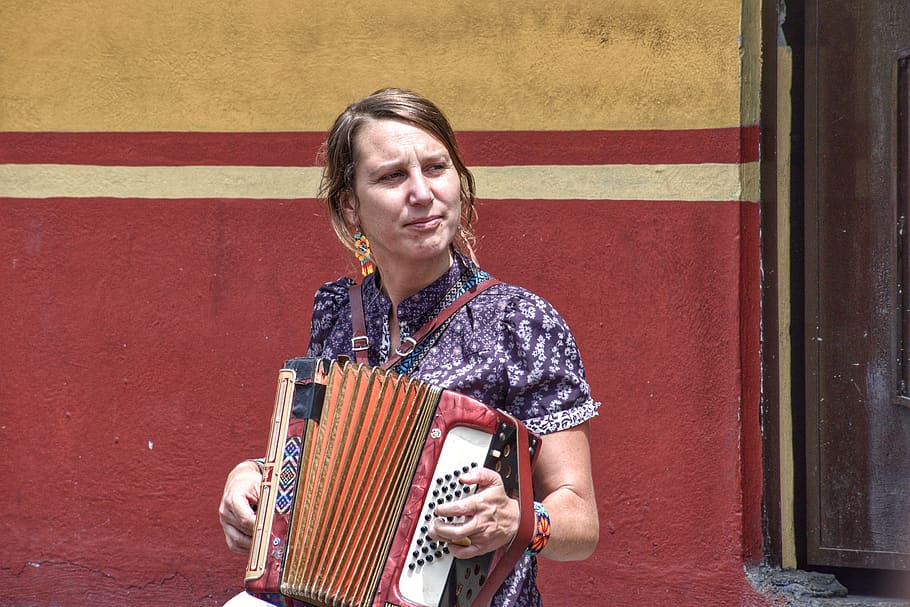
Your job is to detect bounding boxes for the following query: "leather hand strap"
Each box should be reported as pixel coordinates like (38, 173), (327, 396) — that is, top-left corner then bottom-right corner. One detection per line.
(473, 415), (537, 607)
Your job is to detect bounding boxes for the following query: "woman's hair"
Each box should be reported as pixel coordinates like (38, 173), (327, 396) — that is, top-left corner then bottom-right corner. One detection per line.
(318, 88), (477, 256)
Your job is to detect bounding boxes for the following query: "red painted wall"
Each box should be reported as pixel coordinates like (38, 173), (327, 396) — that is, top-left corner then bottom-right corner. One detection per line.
(0, 130), (769, 606)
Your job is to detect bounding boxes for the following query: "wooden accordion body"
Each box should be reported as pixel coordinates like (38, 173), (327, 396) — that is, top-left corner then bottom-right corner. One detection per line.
(244, 358), (541, 607)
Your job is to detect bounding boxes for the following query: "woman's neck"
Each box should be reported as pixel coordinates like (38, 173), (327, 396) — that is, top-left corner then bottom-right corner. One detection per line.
(377, 249), (454, 309)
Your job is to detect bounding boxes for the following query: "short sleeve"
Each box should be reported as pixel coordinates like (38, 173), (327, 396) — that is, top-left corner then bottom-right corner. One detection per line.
(305, 277), (354, 358)
(500, 291), (600, 435)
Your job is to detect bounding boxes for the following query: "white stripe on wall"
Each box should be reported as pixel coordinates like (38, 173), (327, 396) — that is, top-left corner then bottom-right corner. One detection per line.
(0, 162), (759, 202)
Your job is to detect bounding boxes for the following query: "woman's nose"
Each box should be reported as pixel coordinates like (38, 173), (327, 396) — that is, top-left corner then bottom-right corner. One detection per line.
(408, 172), (433, 205)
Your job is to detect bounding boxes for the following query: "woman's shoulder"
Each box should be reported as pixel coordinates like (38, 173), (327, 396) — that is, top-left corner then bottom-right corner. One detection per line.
(307, 276), (356, 357)
(481, 281), (567, 324)
(486, 281), (547, 302)
(314, 276), (355, 299)
(458, 253), (551, 312)
(310, 276), (355, 319)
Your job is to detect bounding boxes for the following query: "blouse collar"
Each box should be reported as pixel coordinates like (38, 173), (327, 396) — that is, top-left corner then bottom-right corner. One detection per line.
(361, 248), (476, 342)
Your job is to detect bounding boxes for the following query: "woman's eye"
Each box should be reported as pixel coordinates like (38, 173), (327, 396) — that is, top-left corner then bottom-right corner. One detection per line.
(381, 171), (405, 181)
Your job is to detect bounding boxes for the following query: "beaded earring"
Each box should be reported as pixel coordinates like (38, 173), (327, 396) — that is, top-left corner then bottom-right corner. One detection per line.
(353, 231), (375, 277)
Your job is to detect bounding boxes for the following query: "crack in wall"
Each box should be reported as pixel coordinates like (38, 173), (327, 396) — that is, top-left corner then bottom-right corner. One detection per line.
(4, 558), (189, 591)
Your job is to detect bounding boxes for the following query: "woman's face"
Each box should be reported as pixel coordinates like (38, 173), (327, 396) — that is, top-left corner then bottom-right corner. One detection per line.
(343, 119), (463, 277)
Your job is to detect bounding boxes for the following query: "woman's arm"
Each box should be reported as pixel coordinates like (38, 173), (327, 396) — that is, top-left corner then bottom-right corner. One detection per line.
(530, 421), (599, 560)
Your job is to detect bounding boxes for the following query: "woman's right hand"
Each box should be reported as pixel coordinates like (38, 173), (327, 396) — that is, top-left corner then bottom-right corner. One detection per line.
(219, 459), (263, 554)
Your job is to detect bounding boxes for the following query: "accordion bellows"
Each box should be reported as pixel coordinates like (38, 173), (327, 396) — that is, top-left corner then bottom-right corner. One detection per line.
(244, 358), (540, 607)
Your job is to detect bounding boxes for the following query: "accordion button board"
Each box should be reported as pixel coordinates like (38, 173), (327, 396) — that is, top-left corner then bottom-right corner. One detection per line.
(397, 426), (491, 606)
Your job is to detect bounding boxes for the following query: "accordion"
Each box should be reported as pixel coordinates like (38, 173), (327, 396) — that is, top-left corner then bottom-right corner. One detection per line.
(244, 358), (541, 607)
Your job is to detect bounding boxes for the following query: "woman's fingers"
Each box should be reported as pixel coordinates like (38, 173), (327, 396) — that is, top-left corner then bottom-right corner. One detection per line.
(428, 466), (520, 557)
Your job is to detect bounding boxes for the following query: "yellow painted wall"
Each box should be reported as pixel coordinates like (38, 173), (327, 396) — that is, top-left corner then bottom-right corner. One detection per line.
(0, 0), (745, 131)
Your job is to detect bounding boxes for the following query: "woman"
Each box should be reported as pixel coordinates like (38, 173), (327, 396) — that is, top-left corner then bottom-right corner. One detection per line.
(219, 88), (599, 607)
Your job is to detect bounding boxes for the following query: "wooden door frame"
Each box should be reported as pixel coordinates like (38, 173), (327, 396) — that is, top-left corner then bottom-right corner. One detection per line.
(759, 0), (800, 570)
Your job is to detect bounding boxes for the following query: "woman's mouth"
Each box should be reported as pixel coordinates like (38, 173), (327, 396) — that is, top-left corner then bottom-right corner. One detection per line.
(406, 216), (442, 229)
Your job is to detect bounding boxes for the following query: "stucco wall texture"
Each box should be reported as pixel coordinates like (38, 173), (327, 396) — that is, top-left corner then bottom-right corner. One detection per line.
(0, 2), (771, 607)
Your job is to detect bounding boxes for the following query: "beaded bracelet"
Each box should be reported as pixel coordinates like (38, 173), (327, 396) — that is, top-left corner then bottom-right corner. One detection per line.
(525, 501), (551, 556)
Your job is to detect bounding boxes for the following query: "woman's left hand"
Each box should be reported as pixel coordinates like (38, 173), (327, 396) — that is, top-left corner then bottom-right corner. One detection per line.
(427, 466), (520, 558)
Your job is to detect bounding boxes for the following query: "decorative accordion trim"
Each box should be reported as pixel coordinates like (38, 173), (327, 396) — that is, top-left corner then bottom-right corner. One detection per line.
(275, 436), (301, 515)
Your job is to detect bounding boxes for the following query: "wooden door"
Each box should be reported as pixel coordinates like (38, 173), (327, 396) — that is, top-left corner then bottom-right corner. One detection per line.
(805, 0), (910, 570)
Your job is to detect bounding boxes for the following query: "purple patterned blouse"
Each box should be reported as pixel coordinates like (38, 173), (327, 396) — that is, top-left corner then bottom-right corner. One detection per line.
(304, 251), (600, 607)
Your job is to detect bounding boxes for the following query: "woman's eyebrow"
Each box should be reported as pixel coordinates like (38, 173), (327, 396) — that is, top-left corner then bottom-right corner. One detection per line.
(422, 151), (452, 163)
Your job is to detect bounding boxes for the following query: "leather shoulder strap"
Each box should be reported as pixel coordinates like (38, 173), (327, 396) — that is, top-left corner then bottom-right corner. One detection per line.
(349, 281), (370, 365)
(347, 276), (501, 371)
(382, 278), (500, 371)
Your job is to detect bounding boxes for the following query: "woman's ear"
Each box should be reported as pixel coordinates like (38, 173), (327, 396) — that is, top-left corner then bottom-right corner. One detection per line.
(340, 189), (359, 229)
